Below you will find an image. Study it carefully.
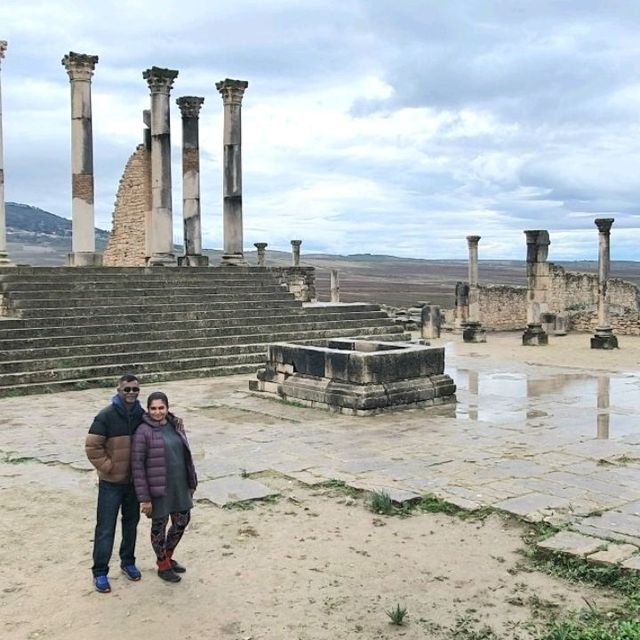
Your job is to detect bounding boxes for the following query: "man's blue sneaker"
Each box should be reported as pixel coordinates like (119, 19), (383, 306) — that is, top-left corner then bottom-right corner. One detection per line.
(94, 575), (111, 593)
(121, 564), (142, 581)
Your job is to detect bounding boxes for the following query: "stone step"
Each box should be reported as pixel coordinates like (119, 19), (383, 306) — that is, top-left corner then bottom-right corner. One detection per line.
(0, 324), (404, 362)
(0, 306), (390, 335)
(8, 290), (296, 309)
(15, 298), (302, 318)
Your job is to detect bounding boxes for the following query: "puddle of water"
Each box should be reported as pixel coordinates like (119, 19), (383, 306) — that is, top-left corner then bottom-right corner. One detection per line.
(447, 365), (640, 440)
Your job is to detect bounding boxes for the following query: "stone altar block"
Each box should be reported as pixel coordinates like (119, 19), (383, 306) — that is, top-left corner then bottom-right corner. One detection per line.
(249, 339), (456, 415)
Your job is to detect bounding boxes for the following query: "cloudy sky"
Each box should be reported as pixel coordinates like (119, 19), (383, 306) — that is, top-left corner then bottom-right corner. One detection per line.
(2, 1), (640, 260)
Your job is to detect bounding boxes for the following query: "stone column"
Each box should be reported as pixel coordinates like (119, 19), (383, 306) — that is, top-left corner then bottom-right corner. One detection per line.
(591, 218), (618, 349)
(254, 242), (267, 266)
(463, 235), (486, 343)
(216, 79), (248, 265)
(330, 269), (340, 303)
(522, 230), (550, 346)
(0, 41), (12, 266)
(143, 67), (178, 266)
(176, 96), (208, 267)
(453, 281), (469, 333)
(421, 305), (441, 340)
(291, 240), (302, 266)
(62, 52), (101, 267)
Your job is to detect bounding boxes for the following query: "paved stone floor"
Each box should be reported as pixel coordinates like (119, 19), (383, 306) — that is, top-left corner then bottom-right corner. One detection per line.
(2, 333), (639, 549)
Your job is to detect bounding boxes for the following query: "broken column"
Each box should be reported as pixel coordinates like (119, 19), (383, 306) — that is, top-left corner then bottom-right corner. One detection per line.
(591, 218), (618, 349)
(216, 79), (248, 265)
(254, 242), (267, 266)
(62, 52), (101, 266)
(421, 305), (441, 340)
(0, 41), (11, 266)
(463, 235), (486, 343)
(291, 239), (302, 266)
(330, 269), (340, 303)
(143, 67), (178, 266)
(522, 230), (550, 346)
(453, 281), (469, 333)
(176, 96), (208, 267)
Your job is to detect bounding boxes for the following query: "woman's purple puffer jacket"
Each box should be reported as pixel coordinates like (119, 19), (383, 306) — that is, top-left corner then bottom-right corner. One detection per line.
(131, 414), (197, 503)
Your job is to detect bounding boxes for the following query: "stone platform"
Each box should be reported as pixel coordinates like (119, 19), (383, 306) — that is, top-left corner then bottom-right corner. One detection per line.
(249, 338), (456, 414)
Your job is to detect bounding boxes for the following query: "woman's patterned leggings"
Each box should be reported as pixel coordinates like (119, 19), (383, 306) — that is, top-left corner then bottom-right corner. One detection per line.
(151, 510), (191, 564)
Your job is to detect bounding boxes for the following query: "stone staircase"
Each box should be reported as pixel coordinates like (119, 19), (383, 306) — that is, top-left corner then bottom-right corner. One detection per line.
(0, 266), (408, 396)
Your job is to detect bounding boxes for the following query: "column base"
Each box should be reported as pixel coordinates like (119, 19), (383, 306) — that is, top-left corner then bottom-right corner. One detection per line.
(220, 253), (248, 266)
(591, 329), (618, 350)
(463, 322), (486, 343)
(522, 324), (548, 346)
(178, 254), (210, 267)
(66, 252), (103, 267)
(0, 252), (15, 267)
(148, 253), (177, 267)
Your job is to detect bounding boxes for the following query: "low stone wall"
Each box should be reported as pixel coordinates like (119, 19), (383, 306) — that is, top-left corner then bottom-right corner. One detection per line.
(269, 266), (316, 302)
(103, 144), (151, 267)
(478, 284), (527, 331)
(569, 309), (640, 335)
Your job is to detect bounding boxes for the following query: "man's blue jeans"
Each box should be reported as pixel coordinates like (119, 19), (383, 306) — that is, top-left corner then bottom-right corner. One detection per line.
(91, 480), (140, 577)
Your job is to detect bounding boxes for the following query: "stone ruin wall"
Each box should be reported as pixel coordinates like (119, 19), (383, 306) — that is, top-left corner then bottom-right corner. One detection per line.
(270, 266), (316, 302)
(477, 284), (527, 330)
(102, 144), (150, 267)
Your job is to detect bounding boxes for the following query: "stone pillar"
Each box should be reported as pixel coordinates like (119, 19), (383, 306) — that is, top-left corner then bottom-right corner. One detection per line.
(216, 79), (248, 265)
(421, 305), (441, 340)
(0, 41), (11, 266)
(463, 235), (486, 343)
(453, 281), (469, 333)
(591, 218), (618, 349)
(143, 67), (178, 266)
(176, 96), (208, 267)
(522, 230), (550, 346)
(291, 240), (302, 266)
(330, 269), (340, 303)
(62, 52), (101, 267)
(254, 242), (267, 266)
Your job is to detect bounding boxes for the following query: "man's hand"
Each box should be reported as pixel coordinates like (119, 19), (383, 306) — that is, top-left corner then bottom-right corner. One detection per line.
(140, 502), (152, 518)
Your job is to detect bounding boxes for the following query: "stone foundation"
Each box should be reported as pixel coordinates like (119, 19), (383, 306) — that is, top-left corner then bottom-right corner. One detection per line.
(249, 338), (456, 415)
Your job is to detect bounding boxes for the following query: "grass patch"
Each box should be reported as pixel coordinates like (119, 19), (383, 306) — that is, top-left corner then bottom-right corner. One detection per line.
(318, 478), (360, 498)
(385, 603), (408, 626)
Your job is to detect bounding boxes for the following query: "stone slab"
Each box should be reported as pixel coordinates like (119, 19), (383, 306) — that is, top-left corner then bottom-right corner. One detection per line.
(493, 493), (573, 521)
(537, 531), (605, 557)
(196, 476), (278, 507)
(622, 554), (640, 570)
(588, 543), (638, 565)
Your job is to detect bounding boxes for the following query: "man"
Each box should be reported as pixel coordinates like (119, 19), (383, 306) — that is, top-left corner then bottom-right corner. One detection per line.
(85, 373), (144, 593)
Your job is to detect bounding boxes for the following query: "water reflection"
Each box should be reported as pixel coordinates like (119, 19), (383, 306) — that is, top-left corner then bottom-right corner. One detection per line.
(447, 364), (637, 440)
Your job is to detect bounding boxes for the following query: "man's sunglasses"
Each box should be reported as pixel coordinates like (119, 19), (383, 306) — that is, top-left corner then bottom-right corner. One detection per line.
(122, 386), (140, 393)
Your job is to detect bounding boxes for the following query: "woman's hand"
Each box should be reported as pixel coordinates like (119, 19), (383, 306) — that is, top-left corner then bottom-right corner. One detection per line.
(140, 502), (152, 518)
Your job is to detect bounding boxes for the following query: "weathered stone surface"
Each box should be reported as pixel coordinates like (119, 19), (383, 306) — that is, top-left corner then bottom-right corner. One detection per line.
(197, 475), (278, 506)
(622, 554), (640, 570)
(537, 531), (605, 557)
(588, 543), (638, 565)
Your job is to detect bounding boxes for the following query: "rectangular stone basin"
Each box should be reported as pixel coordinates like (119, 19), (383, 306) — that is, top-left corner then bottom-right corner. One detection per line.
(249, 338), (456, 415)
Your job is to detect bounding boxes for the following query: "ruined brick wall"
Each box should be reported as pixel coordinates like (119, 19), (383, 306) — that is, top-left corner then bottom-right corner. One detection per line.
(102, 144), (150, 267)
(478, 284), (527, 330)
(549, 264), (639, 313)
(270, 267), (316, 302)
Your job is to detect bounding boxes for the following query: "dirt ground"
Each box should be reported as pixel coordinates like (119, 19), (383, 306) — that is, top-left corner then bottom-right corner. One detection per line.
(0, 467), (618, 640)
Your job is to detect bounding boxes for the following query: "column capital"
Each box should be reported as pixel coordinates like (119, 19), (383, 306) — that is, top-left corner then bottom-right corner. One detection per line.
(290, 240), (302, 248)
(62, 52), (98, 81)
(466, 235), (481, 245)
(176, 96), (204, 119)
(143, 67), (178, 95)
(254, 242), (268, 250)
(216, 79), (248, 105)
(0, 41), (7, 60)
(524, 229), (550, 245)
(595, 218), (614, 234)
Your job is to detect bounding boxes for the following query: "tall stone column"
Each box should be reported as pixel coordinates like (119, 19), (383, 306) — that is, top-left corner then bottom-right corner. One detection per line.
(522, 230), (550, 346)
(62, 52), (101, 266)
(463, 235), (486, 343)
(291, 240), (302, 266)
(216, 79), (248, 265)
(0, 41), (12, 266)
(591, 218), (618, 349)
(176, 96), (208, 267)
(254, 242), (267, 266)
(143, 67), (178, 266)
(330, 269), (340, 303)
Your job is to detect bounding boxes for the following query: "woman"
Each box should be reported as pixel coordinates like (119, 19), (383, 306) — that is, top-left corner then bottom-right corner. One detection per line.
(131, 391), (197, 583)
